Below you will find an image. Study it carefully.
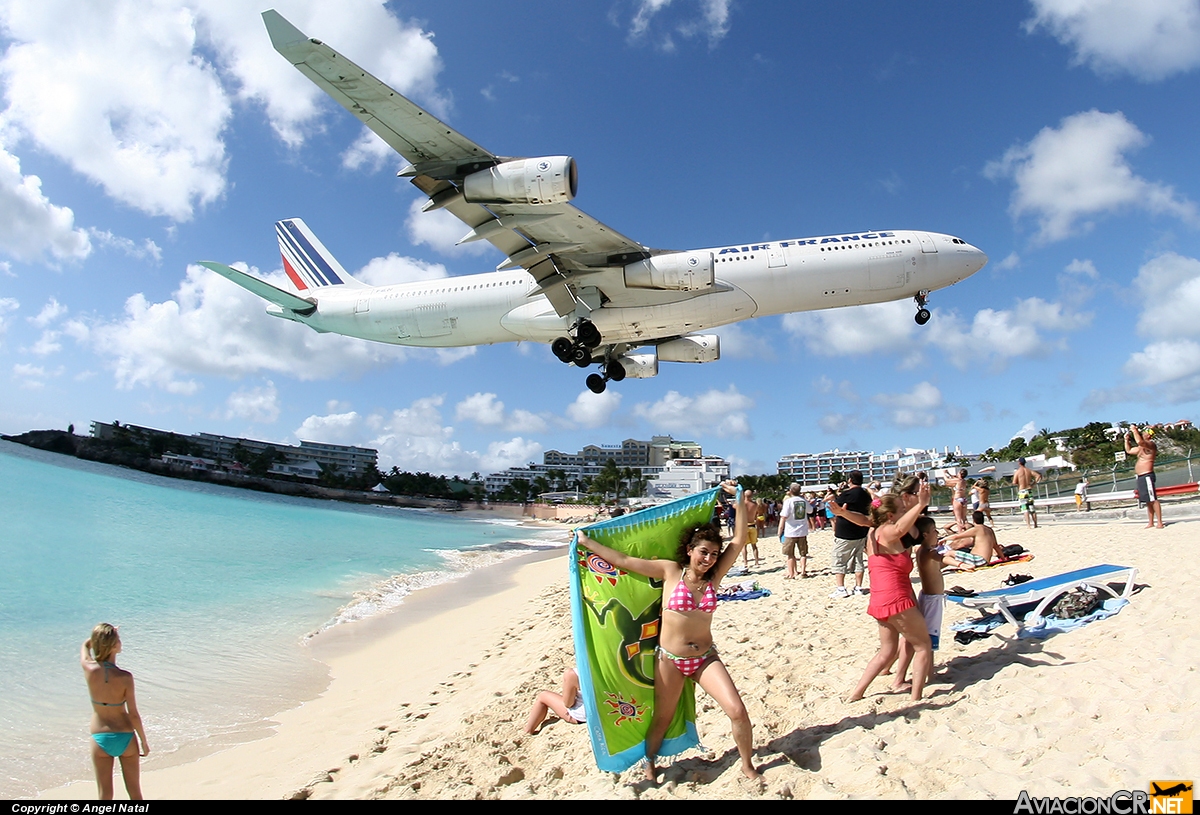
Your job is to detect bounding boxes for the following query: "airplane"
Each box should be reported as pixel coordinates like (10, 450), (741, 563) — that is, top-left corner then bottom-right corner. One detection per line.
(201, 10), (988, 394)
(1151, 784), (1192, 797)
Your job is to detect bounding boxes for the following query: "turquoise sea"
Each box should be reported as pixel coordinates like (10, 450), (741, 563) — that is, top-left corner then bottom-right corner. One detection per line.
(0, 440), (563, 798)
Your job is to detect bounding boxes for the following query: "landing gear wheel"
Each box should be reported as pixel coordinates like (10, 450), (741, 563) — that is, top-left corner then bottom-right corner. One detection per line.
(572, 345), (593, 367)
(915, 308), (931, 326)
(586, 373), (607, 394)
(576, 320), (602, 349)
(551, 336), (574, 363)
(605, 360), (626, 382)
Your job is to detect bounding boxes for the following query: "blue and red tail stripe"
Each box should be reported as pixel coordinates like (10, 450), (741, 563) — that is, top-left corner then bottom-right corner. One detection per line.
(276, 219), (346, 290)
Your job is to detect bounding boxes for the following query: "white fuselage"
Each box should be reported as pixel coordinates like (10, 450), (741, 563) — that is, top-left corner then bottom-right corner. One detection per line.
(282, 230), (986, 348)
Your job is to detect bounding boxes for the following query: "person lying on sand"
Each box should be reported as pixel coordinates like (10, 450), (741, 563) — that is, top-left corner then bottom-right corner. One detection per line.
(525, 667), (586, 734)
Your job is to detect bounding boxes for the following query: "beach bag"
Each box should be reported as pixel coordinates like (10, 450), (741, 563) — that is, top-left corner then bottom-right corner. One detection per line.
(1003, 544), (1025, 557)
(1050, 587), (1101, 619)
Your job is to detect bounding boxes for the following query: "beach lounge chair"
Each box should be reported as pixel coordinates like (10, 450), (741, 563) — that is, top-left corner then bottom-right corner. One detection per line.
(946, 564), (1137, 628)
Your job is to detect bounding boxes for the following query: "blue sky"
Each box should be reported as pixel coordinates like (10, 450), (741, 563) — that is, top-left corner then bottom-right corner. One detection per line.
(2, 0), (1200, 476)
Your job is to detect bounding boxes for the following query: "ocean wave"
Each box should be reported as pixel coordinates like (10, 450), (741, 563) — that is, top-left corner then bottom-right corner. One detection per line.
(310, 538), (566, 637)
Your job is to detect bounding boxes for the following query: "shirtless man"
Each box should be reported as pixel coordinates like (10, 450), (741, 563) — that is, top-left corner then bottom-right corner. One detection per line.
(947, 468), (969, 532)
(941, 511), (1005, 569)
(1012, 457), (1041, 529)
(1125, 426), (1164, 528)
(975, 478), (993, 524)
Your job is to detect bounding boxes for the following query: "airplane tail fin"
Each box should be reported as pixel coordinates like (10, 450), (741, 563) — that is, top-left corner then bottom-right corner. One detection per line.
(275, 217), (365, 292)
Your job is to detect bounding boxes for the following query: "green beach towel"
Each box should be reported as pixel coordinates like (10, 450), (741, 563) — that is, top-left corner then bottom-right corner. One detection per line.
(569, 488), (719, 772)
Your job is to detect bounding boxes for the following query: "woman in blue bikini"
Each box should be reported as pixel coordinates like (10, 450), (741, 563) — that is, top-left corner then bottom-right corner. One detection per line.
(577, 482), (759, 783)
(82, 623), (148, 799)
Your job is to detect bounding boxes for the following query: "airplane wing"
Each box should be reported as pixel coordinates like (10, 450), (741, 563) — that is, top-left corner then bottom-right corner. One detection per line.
(198, 261), (316, 315)
(264, 9), (651, 317)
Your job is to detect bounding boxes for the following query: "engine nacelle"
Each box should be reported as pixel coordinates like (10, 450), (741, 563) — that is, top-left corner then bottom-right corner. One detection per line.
(462, 157), (577, 205)
(624, 251), (714, 292)
(617, 350), (659, 379)
(656, 334), (720, 363)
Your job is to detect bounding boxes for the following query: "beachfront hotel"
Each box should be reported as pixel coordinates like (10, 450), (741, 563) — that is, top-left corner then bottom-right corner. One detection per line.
(776, 447), (955, 489)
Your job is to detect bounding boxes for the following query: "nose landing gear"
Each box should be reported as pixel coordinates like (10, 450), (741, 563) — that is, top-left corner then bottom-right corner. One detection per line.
(914, 290), (932, 326)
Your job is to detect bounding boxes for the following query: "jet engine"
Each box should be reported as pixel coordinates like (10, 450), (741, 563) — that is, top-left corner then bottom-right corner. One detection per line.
(462, 156), (577, 205)
(616, 350), (659, 379)
(656, 334), (720, 363)
(624, 251), (714, 291)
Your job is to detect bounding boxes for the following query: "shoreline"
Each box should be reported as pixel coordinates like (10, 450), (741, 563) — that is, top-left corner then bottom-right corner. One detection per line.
(39, 545), (570, 800)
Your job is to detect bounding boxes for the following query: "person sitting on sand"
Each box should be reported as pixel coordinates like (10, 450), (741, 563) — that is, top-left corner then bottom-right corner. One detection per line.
(82, 623), (149, 800)
(576, 482), (760, 782)
(941, 511), (1006, 570)
(890, 516), (945, 692)
(847, 481), (934, 703)
(525, 667), (587, 734)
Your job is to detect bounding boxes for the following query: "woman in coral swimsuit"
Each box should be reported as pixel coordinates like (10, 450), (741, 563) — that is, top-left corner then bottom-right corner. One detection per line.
(82, 623), (149, 800)
(847, 480), (934, 703)
(577, 482), (759, 782)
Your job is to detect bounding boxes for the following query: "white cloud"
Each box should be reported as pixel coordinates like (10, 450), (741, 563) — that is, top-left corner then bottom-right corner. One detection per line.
(995, 252), (1022, 271)
(454, 392), (549, 434)
(12, 361), (59, 389)
(627, 0), (733, 49)
(28, 330), (60, 356)
(404, 199), (496, 257)
(197, 0), (447, 147)
(341, 127), (396, 173)
(354, 252), (450, 286)
(295, 410), (365, 446)
(565, 388), (623, 428)
(714, 322), (773, 360)
(985, 110), (1199, 244)
(1095, 252), (1200, 403)
(871, 381), (966, 429)
(86, 263), (411, 393)
(926, 297), (1092, 370)
(479, 437), (543, 473)
(1132, 252), (1200, 339)
(0, 297), (17, 343)
(1025, 0), (1200, 81)
(632, 385), (754, 438)
(293, 396), (543, 476)
(225, 381), (280, 423)
(1064, 258), (1099, 278)
(1011, 420), (1038, 442)
(29, 297), (65, 327)
(0, 0), (230, 221)
(0, 1), (446, 221)
(782, 300), (922, 365)
(0, 144), (91, 262)
(1123, 339), (1200, 388)
(89, 229), (162, 263)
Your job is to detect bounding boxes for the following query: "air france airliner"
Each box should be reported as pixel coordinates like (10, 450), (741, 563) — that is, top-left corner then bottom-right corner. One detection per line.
(202, 11), (988, 393)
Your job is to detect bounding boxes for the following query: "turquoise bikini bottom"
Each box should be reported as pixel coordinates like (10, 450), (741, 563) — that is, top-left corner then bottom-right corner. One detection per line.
(92, 732), (134, 757)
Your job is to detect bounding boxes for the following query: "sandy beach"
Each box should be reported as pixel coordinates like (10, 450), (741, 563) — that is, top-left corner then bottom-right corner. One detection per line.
(42, 506), (1199, 800)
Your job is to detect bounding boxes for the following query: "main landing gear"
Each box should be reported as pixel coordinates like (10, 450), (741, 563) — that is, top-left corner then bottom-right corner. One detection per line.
(914, 290), (932, 326)
(551, 319), (623, 393)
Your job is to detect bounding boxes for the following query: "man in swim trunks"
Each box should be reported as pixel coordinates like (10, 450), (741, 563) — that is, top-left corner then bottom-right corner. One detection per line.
(941, 511), (1005, 570)
(1125, 425), (1164, 528)
(1012, 457), (1041, 529)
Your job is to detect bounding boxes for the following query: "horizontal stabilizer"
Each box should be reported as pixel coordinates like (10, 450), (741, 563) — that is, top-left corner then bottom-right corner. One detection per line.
(198, 261), (316, 315)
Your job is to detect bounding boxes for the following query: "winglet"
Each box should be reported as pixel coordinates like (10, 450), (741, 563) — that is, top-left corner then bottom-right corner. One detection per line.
(262, 9), (309, 61)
